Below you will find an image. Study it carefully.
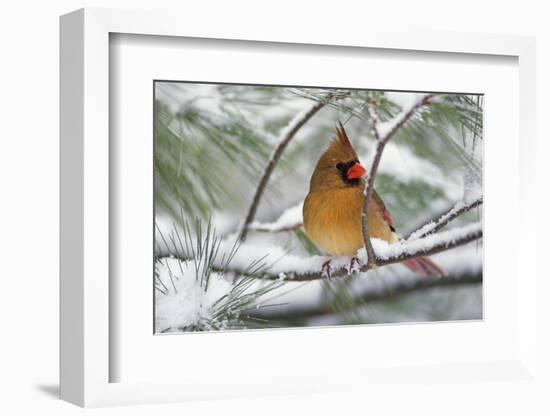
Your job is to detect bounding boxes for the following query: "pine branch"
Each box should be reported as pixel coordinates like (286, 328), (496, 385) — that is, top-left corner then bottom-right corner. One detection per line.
(362, 94), (435, 266)
(155, 219), (283, 332)
(159, 221), (482, 282)
(406, 197), (483, 240)
(238, 94), (333, 242)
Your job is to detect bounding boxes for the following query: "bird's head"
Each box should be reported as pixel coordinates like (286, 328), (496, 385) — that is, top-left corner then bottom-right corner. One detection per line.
(309, 122), (366, 192)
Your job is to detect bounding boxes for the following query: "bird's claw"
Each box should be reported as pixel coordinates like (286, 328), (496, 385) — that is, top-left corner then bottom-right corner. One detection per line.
(321, 260), (332, 278)
(348, 256), (360, 274)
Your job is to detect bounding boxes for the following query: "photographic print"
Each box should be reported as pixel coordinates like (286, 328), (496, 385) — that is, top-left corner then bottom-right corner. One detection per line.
(154, 82), (483, 333)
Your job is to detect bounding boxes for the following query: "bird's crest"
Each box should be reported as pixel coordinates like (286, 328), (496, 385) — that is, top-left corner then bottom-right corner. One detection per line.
(335, 121), (352, 148)
(326, 121), (358, 161)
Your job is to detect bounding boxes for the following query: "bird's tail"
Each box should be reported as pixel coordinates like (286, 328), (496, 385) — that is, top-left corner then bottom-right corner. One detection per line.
(403, 257), (446, 277)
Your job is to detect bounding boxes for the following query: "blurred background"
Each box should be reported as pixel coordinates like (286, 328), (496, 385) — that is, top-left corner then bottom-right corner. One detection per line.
(154, 82), (483, 332)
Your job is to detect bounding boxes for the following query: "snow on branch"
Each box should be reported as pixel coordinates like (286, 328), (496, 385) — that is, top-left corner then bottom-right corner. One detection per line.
(406, 196), (483, 241)
(248, 202), (303, 233)
(362, 94), (435, 266)
(239, 94), (333, 242)
(158, 220), (482, 283)
(371, 222), (481, 263)
(261, 222), (482, 281)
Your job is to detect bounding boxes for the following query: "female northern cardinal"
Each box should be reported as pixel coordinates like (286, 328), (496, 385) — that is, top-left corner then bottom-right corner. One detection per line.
(303, 122), (444, 277)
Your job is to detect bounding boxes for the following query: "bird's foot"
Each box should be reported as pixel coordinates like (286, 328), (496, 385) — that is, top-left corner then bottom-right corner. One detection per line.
(348, 256), (360, 274)
(321, 260), (332, 278)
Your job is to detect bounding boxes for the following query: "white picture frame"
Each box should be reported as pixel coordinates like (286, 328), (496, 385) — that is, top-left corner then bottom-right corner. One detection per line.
(60, 7), (538, 407)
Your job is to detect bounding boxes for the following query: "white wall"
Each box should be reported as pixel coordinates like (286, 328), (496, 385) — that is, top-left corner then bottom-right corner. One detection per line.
(1, 0), (548, 414)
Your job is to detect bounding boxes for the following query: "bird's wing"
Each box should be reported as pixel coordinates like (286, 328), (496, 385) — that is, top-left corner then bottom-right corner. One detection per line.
(372, 190), (395, 232)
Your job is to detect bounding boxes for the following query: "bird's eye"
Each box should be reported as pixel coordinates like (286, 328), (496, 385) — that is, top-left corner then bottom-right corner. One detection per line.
(335, 162), (344, 170)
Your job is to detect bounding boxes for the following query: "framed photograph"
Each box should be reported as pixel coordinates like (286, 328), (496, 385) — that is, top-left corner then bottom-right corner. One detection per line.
(60, 8), (537, 407)
(152, 81), (483, 334)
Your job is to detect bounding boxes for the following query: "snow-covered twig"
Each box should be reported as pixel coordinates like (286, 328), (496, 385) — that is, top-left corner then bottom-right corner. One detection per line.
(239, 95), (333, 242)
(371, 222), (481, 263)
(270, 222), (481, 281)
(249, 223), (302, 233)
(406, 196), (483, 240)
(248, 202), (303, 233)
(362, 94), (435, 266)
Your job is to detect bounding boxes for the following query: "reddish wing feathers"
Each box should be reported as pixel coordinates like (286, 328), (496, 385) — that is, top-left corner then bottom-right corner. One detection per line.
(403, 257), (446, 277)
(371, 190), (444, 277)
(382, 207), (393, 228)
(372, 190), (394, 229)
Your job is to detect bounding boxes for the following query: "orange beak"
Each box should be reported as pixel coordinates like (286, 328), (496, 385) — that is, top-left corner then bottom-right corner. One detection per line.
(347, 162), (366, 180)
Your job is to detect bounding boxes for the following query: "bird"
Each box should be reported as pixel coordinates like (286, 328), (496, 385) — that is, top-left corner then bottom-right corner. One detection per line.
(303, 122), (444, 277)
